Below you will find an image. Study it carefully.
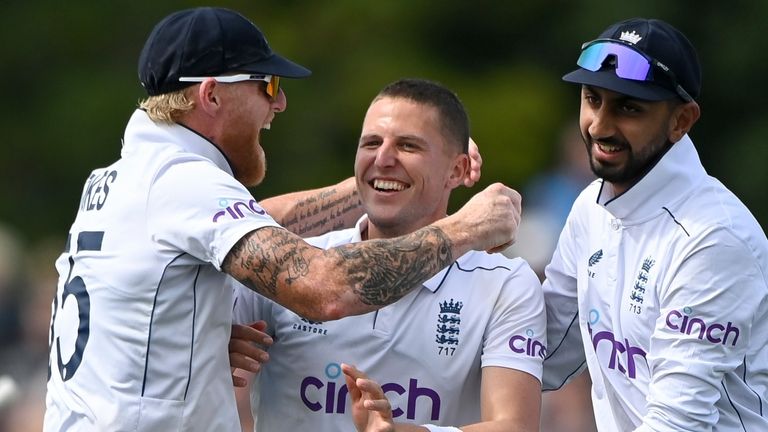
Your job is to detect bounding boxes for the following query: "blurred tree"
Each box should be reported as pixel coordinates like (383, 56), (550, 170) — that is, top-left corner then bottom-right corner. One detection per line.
(0, 0), (765, 247)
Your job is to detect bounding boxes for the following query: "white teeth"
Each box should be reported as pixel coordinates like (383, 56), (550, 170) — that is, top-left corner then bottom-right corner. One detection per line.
(373, 179), (407, 191)
(263, 123), (271, 130)
(597, 143), (622, 153)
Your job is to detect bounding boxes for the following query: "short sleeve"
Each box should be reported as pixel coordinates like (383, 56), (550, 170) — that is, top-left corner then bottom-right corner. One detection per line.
(481, 261), (547, 382)
(147, 159), (281, 270)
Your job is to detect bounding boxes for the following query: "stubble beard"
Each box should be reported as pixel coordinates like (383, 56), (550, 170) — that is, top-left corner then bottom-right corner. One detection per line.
(584, 135), (673, 187)
(246, 149), (267, 187)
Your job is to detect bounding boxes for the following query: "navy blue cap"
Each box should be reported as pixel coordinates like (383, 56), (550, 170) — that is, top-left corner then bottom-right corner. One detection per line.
(138, 7), (311, 96)
(563, 18), (701, 101)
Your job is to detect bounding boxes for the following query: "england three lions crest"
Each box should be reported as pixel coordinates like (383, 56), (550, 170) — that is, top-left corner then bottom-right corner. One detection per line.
(435, 298), (462, 357)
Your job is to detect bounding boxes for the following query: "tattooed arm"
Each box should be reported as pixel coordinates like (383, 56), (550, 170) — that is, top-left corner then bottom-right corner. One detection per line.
(260, 177), (363, 237)
(223, 225), (452, 320)
(223, 183), (521, 321)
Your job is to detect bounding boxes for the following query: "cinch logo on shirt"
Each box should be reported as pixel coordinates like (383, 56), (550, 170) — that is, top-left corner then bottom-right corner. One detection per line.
(588, 310), (646, 379)
(300, 363), (441, 421)
(508, 329), (546, 358)
(665, 308), (740, 346)
(212, 198), (266, 222)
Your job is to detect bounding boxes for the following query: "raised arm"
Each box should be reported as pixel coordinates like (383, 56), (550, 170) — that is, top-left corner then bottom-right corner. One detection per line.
(223, 183), (520, 321)
(260, 177), (363, 237)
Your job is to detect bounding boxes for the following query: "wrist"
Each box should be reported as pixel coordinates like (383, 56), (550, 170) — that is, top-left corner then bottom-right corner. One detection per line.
(432, 215), (471, 257)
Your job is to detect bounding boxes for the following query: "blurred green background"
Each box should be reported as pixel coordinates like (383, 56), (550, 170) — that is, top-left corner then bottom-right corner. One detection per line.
(1, 0), (766, 247)
(0, 1), (765, 430)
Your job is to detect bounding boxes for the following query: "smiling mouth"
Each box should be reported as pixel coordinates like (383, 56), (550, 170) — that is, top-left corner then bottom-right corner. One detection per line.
(595, 142), (625, 153)
(372, 179), (409, 192)
(263, 114), (276, 131)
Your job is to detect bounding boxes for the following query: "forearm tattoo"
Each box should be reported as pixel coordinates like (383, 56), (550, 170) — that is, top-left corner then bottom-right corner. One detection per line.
(335, 225), (454, 306)
(280, 187), (362, 236)
(225, 227), (312, 298)
(224, 225), (454, 309)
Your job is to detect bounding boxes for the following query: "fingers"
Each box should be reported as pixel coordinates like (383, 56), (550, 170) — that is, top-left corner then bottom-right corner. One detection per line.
(487, 183), (522, 222)
(342, 364), (391, 413)
(342, 364), (395, 432)
(342, 363), (364, 400)
(488, 183), (521, 250)
(362, 398), (391, 412)
(341, 363), (365, 395)
(229, 348), (266, 372)
(249, 320), (268, 332)
(493, 183), (522, 229)
(229, 322), (272, 372)
(452, 182), (522, 253)
(232, 374), (248, 388)
(464, 137), (482, 187)
(231, 321), (273, 346)
(356, 379), (391, 410)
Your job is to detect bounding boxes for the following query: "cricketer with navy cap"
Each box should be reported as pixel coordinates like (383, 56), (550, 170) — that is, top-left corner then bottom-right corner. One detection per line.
(43, 7), (522, 431)
(541, 18), (768, 431)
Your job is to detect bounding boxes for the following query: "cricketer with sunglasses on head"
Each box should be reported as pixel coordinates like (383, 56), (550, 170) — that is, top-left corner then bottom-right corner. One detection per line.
(540, 17), (768, 431)
(42, 7), (522, 432)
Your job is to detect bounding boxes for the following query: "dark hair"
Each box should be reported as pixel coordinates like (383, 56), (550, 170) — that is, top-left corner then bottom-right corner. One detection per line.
(376, 78), (469, 154)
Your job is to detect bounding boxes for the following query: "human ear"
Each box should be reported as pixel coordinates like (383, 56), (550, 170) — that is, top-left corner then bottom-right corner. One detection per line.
(197, 78), (222, 116)
(669, 101), (701, 143)
(447, 153), (469, 189)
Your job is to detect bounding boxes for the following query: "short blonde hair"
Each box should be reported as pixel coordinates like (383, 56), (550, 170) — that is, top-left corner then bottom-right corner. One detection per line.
(138, 88), (195, 124)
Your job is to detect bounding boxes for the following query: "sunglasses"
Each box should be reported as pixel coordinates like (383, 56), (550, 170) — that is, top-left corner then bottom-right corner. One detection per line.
(179, 74), (281, 101)
(576, 39), (693, 102)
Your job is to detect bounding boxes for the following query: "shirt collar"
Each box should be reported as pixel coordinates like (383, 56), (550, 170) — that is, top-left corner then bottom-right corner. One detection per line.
(597, 134), (706, 220)
(350, 215), (368, 243)
(122, 109), (234, 176)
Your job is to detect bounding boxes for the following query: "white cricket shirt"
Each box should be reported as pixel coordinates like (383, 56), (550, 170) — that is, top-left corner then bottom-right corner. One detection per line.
(44, 110), (280, 431)
(542, 135), (768, 431)
(234, 216), (546, 431)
